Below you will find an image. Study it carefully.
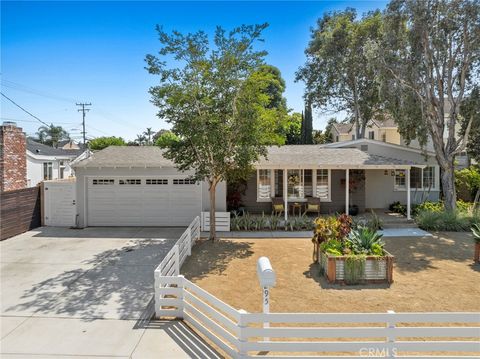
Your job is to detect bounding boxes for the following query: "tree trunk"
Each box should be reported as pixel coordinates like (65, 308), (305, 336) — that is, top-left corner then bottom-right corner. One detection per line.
(209, 181), (217, 241)
(440, 161), (456, 211)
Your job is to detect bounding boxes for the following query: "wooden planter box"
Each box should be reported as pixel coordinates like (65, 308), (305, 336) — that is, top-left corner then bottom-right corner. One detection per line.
(319, 251), (394, 285)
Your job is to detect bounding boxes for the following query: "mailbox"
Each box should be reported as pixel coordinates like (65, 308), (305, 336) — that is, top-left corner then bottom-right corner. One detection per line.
(257, 256), (276, 288)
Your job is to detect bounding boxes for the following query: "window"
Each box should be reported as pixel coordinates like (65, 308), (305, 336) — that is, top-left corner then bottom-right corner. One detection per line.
(368, 131), (375, 140)
(335, 136), (339, 142)
(351, 134), (355, 140)
(92, 179), (114, 185)
(287, 169), (303, 199)
(43, 162), (53, 180)
(119, 179), (141, 185)
(304, 170), (313, 197)
(146, 179), (168, 185)
(382, 132), (387, 142)
(316, 169), (330, 200)
(274, 170), (283, 197)
(410, 167), (422, 189)
(394, 170), (406, 190)
(173, 178), (196, 185)
(59, 160), (66, 179)
(258, 169), (272, 199)
(423, 166), (435, 189)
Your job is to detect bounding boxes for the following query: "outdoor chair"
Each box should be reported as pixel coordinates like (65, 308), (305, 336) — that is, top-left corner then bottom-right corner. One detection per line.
(271, 197), (285, 216)
(304, 197), (321, 216)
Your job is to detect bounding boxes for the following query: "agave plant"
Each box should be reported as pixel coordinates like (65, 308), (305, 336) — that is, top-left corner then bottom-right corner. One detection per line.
(472, 224), (480, 243)
(347, 227), (385, 255)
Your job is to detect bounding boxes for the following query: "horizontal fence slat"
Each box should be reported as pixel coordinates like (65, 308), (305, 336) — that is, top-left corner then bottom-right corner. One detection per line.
(244, 341), (387, 352)
(243, 326), (388, 339)
(184, 292), (239, 334)
(156, 276), (184, 286)
(184, 280), (240, 321)
(184, 312), (237, 358)
(242, 312), (480, 324)
(156, 287), (182, 296)
(157, 298), (182, 307)
(156, 309), (182, 318)
(394, 341), (480, 352)
(394, 326), (480, 338)
(184, 302), (239, 347)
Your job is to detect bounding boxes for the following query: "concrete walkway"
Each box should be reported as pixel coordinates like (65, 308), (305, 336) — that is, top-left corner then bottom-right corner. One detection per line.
(1, 227), (222, 358)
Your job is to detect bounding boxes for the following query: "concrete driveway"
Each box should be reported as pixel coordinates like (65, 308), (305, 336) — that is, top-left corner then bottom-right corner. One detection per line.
(0, 227), (222, 358)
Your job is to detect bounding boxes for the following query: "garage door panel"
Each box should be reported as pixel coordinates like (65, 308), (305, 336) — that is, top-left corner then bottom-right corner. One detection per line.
(87, 177), (200, 226)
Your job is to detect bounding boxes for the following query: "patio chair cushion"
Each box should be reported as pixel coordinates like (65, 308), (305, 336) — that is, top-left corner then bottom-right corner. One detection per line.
(273, 204), (284, 211)
(307, 204), (319, 211)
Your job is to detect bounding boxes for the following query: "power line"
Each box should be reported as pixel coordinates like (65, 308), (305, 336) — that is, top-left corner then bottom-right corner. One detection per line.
(76, 102), (91, 145)
(0, 117), (78, 125)
(1, 92), (50, 126)
(1, 79), (77, 104)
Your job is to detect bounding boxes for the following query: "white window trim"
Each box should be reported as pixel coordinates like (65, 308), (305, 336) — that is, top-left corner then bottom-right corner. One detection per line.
(256, 169), (332, 202)
(43, 162), (53, 180)
(394, 166), (439, 192)
(257, 169), (274, 202)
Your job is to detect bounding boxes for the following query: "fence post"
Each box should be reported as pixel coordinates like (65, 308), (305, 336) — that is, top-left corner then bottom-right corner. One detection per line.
(187, 228), (192, 256)
(237, 309), (248, 358)
(174, 245), (180, 276)
(386, 310), (396, 358)
(177, 275), (185, 319)
(154, 270), (161, 319)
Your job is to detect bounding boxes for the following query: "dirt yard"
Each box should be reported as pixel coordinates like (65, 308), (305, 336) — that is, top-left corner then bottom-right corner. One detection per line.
(182, 232), (480, 313)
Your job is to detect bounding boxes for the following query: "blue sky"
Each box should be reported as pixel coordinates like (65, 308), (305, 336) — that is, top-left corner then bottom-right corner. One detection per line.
(1, 1), (387, 142)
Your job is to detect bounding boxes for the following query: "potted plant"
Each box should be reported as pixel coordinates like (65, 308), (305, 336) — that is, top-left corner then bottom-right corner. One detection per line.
(472, 224), (480, 263)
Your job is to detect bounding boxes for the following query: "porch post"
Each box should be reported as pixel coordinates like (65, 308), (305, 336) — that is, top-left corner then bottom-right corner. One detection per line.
(283, 169), (288, 221)
(406, 168), (411, 220)
(345, 169), (349, 215)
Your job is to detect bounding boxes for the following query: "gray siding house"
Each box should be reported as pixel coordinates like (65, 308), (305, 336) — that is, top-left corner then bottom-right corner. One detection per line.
(240, 139), (440, 220)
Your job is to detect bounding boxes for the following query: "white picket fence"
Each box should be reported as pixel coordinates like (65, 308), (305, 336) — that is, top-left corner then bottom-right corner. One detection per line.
(155, 274), (480, 358)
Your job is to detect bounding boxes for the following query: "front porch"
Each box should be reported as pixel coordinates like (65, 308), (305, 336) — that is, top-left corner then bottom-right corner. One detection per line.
(239, 167), (416, 220)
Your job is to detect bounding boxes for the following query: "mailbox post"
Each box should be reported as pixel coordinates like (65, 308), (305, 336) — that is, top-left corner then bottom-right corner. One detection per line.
(257, 256), (276, 342)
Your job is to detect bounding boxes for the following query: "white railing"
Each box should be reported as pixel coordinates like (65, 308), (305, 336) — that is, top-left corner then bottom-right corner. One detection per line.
(201, 211), (231, 232)
(155, 276), (480, 358)
(154, 216), (200, 317)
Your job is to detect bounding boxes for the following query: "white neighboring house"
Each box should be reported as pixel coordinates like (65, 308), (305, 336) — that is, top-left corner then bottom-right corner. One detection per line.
(26, 139), (86, 187)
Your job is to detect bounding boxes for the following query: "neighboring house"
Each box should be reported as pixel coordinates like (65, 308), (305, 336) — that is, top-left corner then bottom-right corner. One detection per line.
(72, 140), (439, 227)
(27, 139), (85, 187)
(330, 118), (400, 144)
(72, 146), (226, 227)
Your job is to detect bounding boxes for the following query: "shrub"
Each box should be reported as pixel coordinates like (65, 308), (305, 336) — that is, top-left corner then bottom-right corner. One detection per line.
(415, 210), (473, 231)
(389, 201), (407, 215)
(320, 239), (343, 256)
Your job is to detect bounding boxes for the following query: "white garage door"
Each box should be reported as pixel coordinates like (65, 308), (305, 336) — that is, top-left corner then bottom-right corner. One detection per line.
(87, 177), (201, 226)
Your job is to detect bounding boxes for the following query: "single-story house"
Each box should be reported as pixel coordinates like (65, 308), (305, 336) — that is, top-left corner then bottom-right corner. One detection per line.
(72, 139), (439, 227)
(27, 139), (85, 187)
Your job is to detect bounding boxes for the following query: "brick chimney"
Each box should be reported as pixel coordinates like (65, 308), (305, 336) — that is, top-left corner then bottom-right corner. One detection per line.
(0, 122), (27, 192)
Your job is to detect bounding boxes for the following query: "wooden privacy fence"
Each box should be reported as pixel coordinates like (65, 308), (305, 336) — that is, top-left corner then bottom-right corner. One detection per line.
(155, 275), (480, 358)
(1, 186), (41, 240)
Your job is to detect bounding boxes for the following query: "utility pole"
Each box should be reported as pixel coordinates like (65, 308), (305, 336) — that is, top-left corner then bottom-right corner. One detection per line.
(76, 102), (91, 145)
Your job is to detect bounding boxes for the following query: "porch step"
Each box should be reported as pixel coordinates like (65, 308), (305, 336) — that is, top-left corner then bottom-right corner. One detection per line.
(382, 221), (418, 229)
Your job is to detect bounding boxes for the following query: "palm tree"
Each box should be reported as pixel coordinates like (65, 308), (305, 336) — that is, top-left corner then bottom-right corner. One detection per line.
(36, 124), (70, 147)
(143, 128), (154, 145)
(135, 134), (147, 146)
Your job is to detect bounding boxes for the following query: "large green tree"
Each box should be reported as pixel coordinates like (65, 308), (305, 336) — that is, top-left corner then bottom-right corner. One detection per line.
(301, 102), (314, 144)
(146, 24), (280, 239)
(88, 136), (126, 150)
(296, 9), (383, 139)
(369, 0), (480, 210)
(36, 124), (70, 147)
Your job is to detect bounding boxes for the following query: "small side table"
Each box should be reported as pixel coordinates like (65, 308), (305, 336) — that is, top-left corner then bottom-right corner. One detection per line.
(290, 202), (302, 216)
